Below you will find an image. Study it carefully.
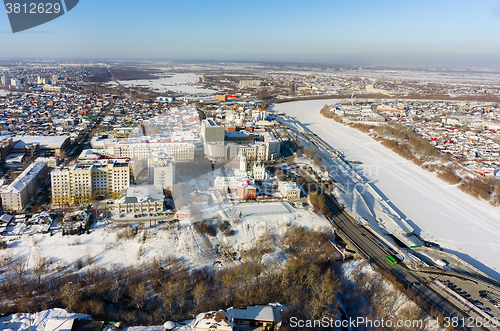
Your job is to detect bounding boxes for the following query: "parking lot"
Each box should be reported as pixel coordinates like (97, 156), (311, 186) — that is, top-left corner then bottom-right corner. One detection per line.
(437, 275), (500, 320)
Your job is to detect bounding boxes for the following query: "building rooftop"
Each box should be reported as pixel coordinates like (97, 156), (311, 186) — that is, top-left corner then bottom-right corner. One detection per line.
(278, 180), (300, 191)
(227, 305), (275, 322)
(12, 135), (70, 148)
(3, 162), (46, 194)
(118, 185), (164, 203)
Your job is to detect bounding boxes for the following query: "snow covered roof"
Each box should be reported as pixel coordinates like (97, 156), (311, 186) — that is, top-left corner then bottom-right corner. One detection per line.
(78, 149), (104, 159)
(3, 162), (46, 194)
(239, 180), (255, 189)
(227, 305), (275, 322)
(13, 135), (70, 148)
(194, 311), (232, 330)
(0, 214), (13, 224)
(278, 180), (299, 192)
(117, 185), (164, 203)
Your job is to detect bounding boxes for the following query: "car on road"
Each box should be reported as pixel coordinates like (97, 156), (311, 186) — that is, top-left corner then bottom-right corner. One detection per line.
(483, 307), (491, 312)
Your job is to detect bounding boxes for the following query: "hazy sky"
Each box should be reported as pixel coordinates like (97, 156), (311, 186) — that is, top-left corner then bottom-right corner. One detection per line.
(2, 0), (500, 66)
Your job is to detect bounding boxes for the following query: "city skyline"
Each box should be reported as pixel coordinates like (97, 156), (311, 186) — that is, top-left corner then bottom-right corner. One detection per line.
(1, 0), (500, 66)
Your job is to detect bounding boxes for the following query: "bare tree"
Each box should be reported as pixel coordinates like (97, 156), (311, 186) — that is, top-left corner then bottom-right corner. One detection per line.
(130, 282), (148, 309)
(10, 258), (27, 289)
(193, 281), (207, 308)
(59, 282), (82, 312)
(33, 253), (49, 286)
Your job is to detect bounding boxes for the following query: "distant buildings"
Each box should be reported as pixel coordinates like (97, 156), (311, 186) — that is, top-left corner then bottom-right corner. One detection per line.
(114, 138), (195, 162)
(238, 80), (262, 88)
(1, 162), (48, 211)
(1, 75), (11, 86)
(12, 135), (71, 157)
(42, 85), (63, 93)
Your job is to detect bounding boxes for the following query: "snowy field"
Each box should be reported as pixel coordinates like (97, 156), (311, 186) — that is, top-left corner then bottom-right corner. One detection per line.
(119, 73), (217, 94)
(224, 202), (291, 218)
(273, 99), (500, 281)
(0, 205), (331, 274)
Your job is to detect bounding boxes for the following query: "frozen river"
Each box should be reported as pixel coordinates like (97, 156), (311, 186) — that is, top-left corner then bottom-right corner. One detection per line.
(272, 99), (500, 281)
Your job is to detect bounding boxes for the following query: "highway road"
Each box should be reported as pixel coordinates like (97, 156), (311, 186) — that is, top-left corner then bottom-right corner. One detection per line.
(285, 152), (487, 330)
(326, 192), (491, 331)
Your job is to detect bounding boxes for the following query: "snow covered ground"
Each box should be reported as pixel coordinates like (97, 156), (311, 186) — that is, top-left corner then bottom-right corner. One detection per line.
(272, 99), (500, 281)
(119, 73), (217, 94)
(0, 308), (90, 331)
(0, 203), (331, 274)
(337, 260), (445, 331)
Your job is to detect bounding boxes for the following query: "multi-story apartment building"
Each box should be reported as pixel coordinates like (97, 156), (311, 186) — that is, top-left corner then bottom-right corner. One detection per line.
(51, 160), (130, 205)
(51, 165), (92, 206)
(1, 162), (48, 211)
(147, 154), (175, 190)
(91, 161), (130, 200)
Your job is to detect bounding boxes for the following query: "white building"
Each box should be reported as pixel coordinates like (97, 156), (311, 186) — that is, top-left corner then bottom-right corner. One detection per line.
(148, 154), (175, 190)
(115, 185), (164, 215)
(1, 162), (48, 211)
(214, 176), (249, 191)
(34, 156), (58, 168)
(115, 139), (195, 162)
(278, 180), (301, 200)
(253, 159), (267, 180)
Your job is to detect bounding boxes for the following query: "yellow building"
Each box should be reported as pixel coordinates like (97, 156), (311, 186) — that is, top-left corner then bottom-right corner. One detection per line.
(91, 161), (130, 200)
(51, 160), (130, 205)
(51, 165), (92, 206)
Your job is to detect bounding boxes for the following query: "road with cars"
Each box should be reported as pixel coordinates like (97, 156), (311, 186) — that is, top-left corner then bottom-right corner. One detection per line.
(273, 132), (490, 330)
